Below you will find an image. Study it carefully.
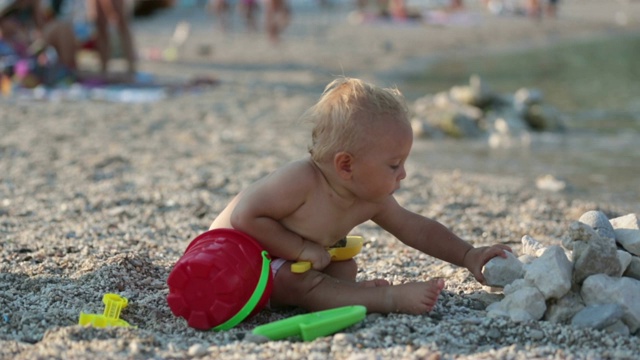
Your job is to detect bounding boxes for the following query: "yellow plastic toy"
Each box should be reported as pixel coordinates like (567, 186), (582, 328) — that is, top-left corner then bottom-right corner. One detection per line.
(291, 236), (364, 273)
(78, 293), (132, 328)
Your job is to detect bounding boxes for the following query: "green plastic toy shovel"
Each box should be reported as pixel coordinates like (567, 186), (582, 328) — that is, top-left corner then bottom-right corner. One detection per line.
(251, 305), (366, 342)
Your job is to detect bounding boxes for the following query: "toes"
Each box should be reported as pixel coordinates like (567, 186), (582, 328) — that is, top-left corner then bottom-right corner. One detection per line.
(428, 278), (445, 292)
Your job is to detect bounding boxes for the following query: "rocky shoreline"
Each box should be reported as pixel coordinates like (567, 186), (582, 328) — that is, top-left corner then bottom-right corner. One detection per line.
(2, 1), (640, 359)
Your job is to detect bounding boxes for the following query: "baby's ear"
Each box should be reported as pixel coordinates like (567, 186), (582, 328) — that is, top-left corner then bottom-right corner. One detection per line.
(334, 152), (353, 179)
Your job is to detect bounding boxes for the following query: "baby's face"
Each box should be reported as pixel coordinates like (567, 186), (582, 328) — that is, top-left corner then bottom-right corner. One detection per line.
(350, 118), (413, 201)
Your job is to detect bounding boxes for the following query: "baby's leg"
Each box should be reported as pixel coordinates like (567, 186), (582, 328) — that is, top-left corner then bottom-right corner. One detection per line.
(322, 259), (357, 281)
(323, 259), (390, 287)
(270, 265), (444, 314)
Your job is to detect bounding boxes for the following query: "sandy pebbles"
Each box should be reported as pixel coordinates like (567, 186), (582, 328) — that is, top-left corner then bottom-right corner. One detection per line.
(2, 1), (640, 359)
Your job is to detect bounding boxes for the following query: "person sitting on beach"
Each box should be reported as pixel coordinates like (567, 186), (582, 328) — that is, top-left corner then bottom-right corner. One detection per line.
(210, 77), (511, 314)
(0, 0), (78, 72)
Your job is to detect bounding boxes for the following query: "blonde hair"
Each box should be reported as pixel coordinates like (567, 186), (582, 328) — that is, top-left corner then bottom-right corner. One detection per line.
(305, 77), (409, 163)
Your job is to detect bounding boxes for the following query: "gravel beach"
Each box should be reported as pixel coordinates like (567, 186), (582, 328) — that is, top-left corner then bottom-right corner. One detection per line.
(2, 1), (640, 359)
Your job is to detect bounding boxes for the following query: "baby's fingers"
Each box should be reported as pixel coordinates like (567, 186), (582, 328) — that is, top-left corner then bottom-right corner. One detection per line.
(311, 251), (332, 270)
(486, 245), (512, 260)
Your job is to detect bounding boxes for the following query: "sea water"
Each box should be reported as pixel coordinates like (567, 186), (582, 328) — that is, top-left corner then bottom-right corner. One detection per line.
(169, 1), (638, 204)
(401, 33), (640, 205)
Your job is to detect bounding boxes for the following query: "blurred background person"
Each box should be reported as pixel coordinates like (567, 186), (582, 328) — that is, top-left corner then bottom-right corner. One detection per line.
(264, 0), (289, 43)
(0, 0), (78, 71)
(238, 0), (258, 32)
(209, 0), (231, 31)
(87, 0), (137, 79)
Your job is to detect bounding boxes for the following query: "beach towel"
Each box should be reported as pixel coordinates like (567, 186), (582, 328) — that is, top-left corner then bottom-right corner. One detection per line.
(3, 72), (219, 103)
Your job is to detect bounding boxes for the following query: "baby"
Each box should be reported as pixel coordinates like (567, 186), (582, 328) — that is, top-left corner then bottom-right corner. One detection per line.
(210, 77), (510, 314)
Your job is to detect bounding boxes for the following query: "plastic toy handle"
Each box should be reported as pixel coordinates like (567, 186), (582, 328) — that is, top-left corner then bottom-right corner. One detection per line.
(252, 305), (366, 342)
(291, 236), (363, 274)
(213, 251), (271, 331)
(290, 261), (312, 273)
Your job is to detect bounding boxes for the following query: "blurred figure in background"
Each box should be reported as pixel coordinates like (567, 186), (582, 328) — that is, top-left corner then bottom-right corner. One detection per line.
(544, 0), (559, 17)
(526, 0), (559, 18)
(356, 0), (389, 17)
(209, 0), (259, 33)
(264, 0), (289, 43)
(0, 0), (78, 71)
(209, 0), (231, 31)
(87, 0), (137, 79)
(449, 0), (463, 11)
(238, 0), (259, 32)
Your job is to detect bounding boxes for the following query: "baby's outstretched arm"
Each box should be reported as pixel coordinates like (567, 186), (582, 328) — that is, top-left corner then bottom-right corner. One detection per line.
(373, 198), (512, 283)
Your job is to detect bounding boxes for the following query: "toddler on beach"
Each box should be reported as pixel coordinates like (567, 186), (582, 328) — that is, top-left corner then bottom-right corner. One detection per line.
(210, 77), (511, 314)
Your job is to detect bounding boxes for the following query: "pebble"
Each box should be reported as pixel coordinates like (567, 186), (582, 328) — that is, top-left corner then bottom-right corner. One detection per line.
(571, 304), (624, 330)
(188, 344), (208, 357)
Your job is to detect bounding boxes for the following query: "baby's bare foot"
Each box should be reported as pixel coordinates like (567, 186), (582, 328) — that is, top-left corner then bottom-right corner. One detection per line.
(358, 279), (391, 288)
(386, 279), (445, 314)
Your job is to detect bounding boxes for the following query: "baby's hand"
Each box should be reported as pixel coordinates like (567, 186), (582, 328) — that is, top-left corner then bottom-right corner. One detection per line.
(463, 244), (512, 285)
(297, 240), (331, 270)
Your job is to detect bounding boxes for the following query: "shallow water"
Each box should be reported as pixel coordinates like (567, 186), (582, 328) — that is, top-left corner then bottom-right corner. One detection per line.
(402, 33), (640, 205)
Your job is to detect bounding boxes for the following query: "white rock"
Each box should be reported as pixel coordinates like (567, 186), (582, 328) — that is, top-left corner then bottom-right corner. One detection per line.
(544, 291), (585, 324)
(525, 245), (572, 300)
(482, 250), (525, 287)
(521, 235), (544, 257)
(535, 174), (567, 192)
(617, 250), (633, 277)
(603, 320), (631, 336)
(449, 85), (475, 105)
(563, 221), (600, 251)
(503, 278), (533, 295)
(625, 256), (640, 280)
(579, 210), (616, 241)
(572, 232), (621, 284)
(518, 254), (536, 265)
(534, 247), (549, 258)
(610, 213), (640, 256)
(487, 286), (546, 322)
(514, 87), (543, 107)
(411, 118), (430, 138)
(571, 303), (624, 330)
(433, 91), (452, 107)
(188, 344), (208, 357)
(581, 274), (640, 333)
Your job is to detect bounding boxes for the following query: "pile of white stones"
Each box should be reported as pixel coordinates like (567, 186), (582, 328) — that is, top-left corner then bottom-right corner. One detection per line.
(482, 210), (640, 336)
(410, 75), (566, 147)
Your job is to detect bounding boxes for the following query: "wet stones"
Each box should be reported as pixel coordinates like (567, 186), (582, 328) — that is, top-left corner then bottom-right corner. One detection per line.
(410, 76), (565, 146)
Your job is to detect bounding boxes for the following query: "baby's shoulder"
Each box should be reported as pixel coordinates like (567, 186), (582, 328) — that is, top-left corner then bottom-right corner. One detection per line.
(261, 158), (319, 191)
(276, 158), (319, 180)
